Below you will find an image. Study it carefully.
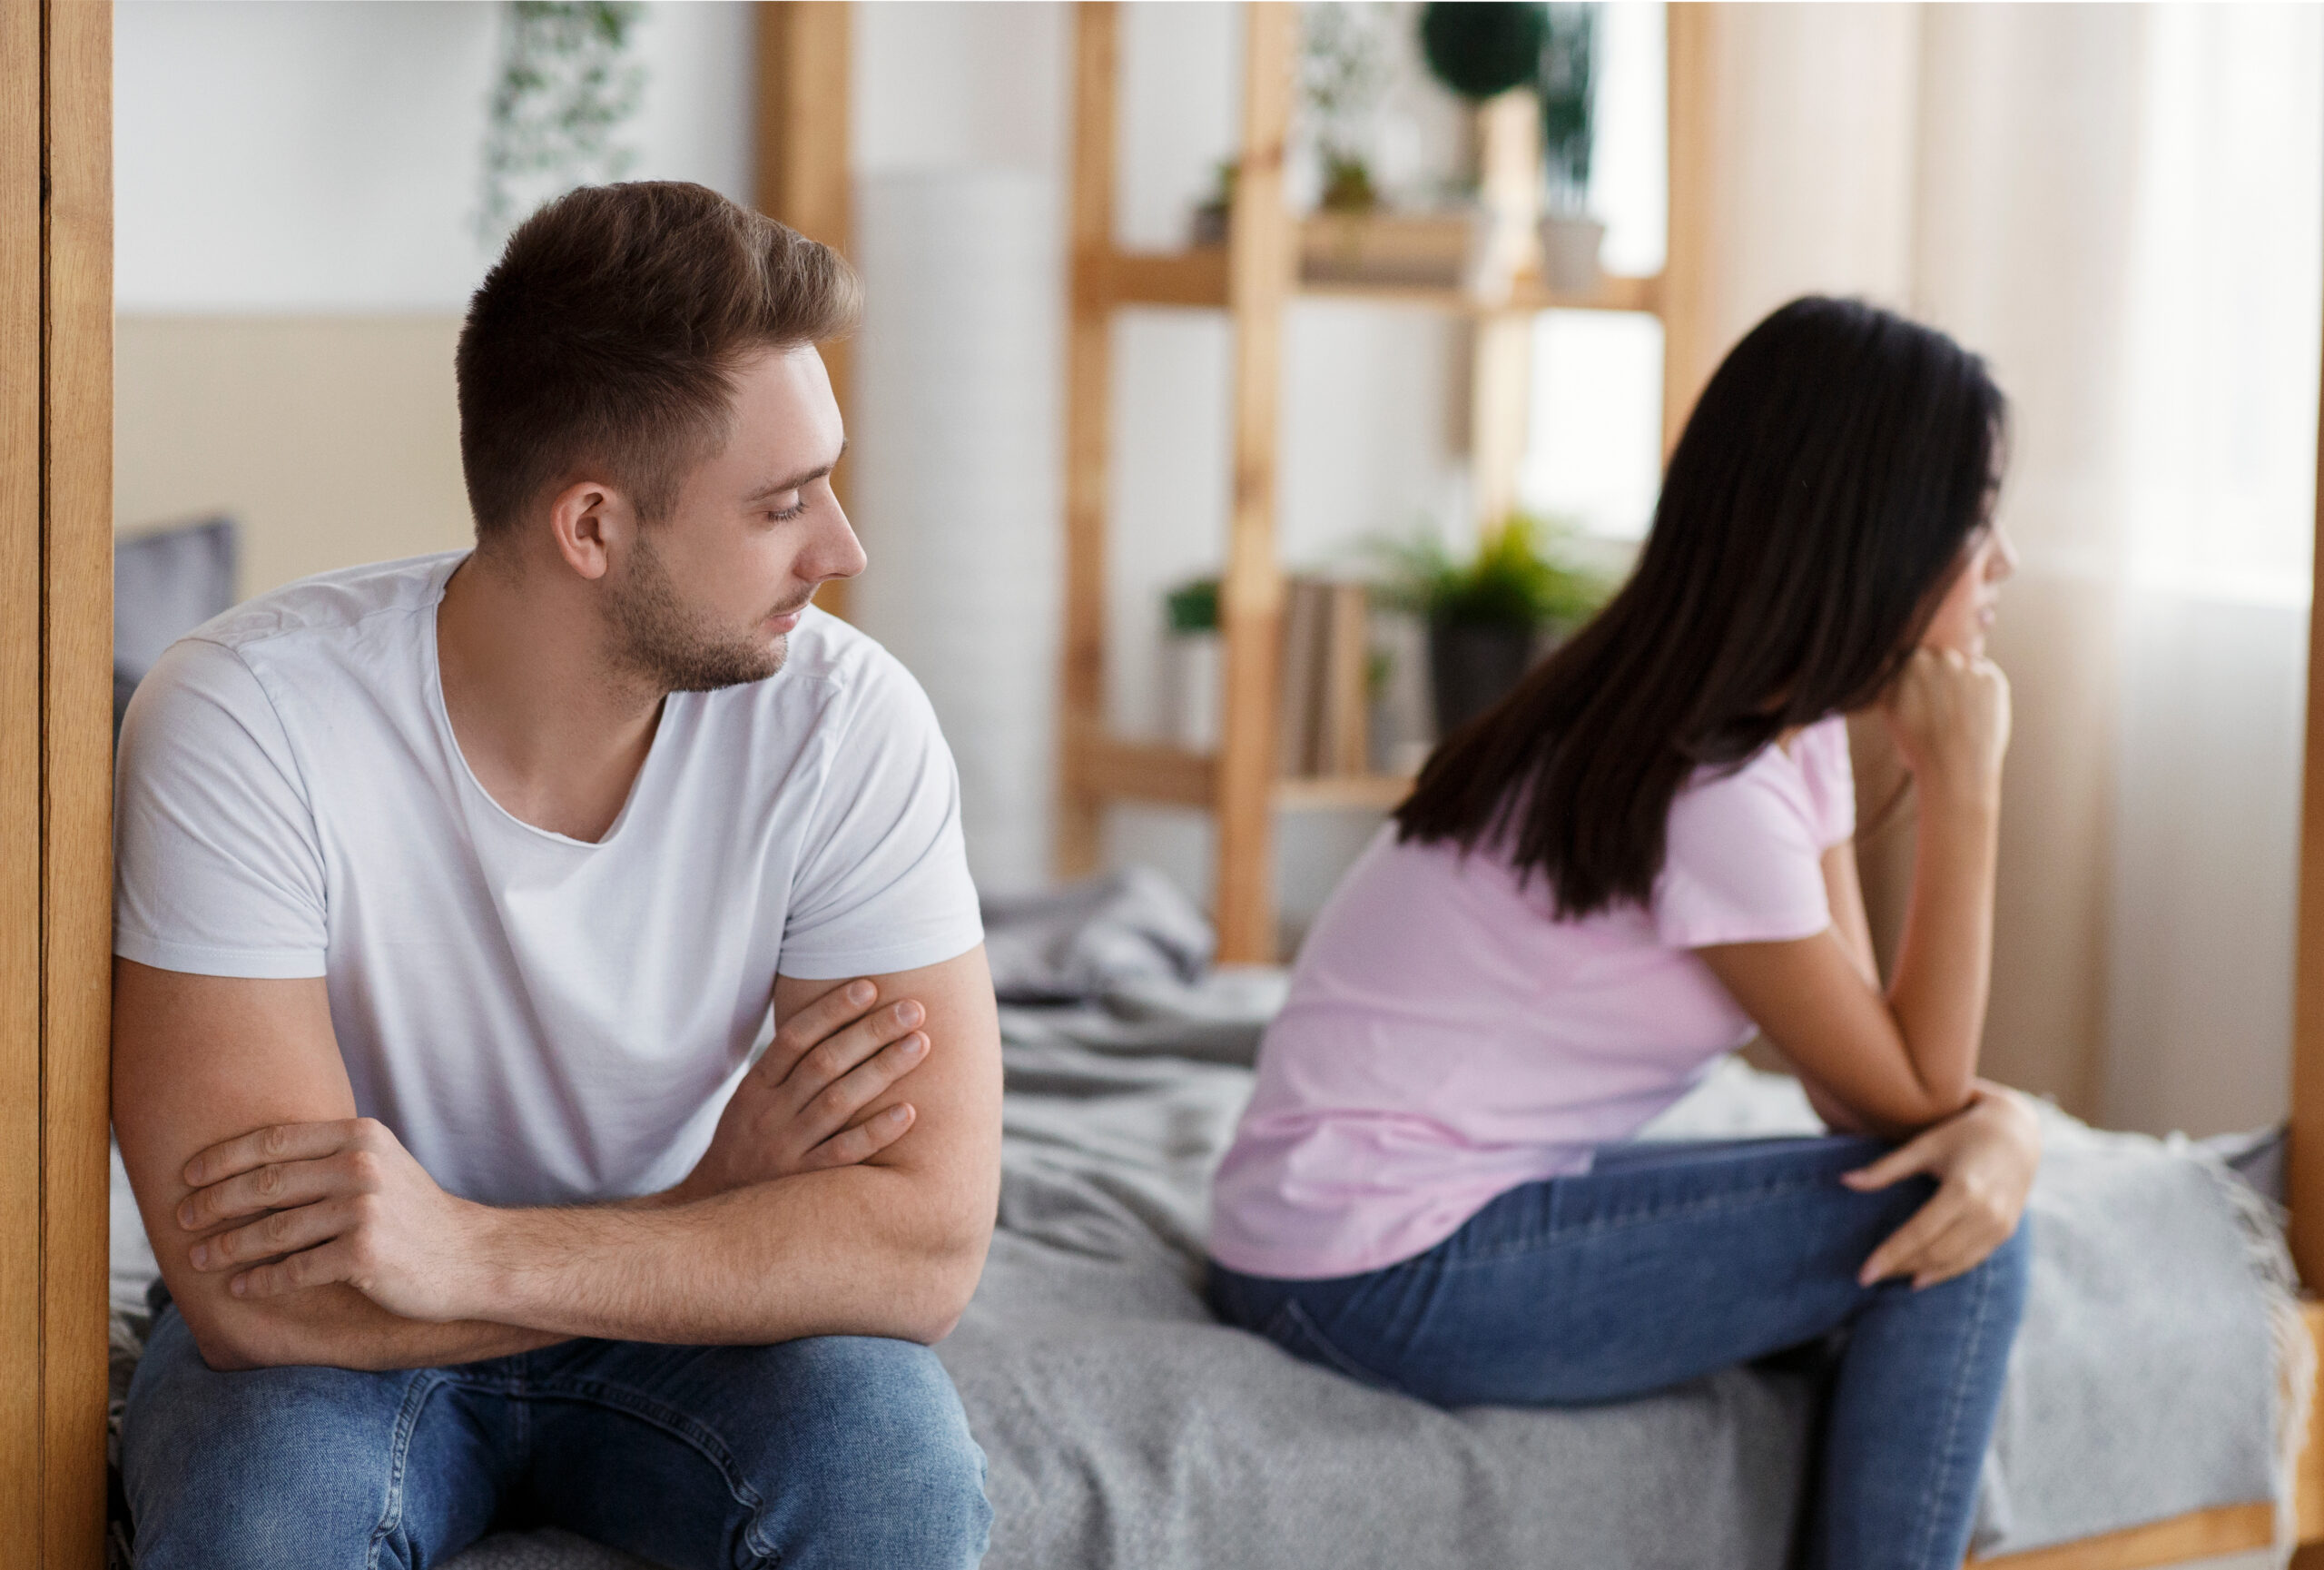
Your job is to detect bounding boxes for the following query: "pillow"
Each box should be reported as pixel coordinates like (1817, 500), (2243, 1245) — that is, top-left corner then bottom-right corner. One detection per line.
(113, 516), (236, 738)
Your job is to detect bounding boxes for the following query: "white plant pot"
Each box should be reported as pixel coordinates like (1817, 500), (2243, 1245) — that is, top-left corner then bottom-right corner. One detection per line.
(1537, 214), (1607, 296)
(1161, 630), (1221, 752)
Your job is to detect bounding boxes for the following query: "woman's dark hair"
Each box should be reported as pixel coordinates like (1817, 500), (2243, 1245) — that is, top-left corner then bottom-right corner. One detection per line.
(1391, 295), (2006, 917)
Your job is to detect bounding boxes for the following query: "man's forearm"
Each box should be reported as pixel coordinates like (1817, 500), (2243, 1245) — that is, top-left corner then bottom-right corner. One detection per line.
(215, 1163), (985, 1368)
(472, 1163), (990, 1346)
(192, 1286), (563, 1373)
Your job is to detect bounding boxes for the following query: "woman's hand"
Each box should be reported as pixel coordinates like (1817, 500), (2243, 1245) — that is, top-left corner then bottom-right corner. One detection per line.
(1843, 1081), (2041, 1289)
(672, 978), (931, 1203)
(1881, 646), (2012, 805)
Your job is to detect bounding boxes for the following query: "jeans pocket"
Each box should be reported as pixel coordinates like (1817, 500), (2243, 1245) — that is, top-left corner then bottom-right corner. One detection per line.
(1259, 1298), (1408, 1396)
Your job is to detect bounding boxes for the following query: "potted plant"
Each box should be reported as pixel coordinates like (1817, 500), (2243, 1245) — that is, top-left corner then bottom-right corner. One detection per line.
(1372, 515), (1613, 738)
(1160, 576), (1222, 751)
(1189, 160), (1236, 249)
(1416, 3), (1550, 301)
(1418, 3), (1549, 102)
(1304, 3), (1393, 215)
(477, 1), (645, 242)
(1536, 5), (1603, 294)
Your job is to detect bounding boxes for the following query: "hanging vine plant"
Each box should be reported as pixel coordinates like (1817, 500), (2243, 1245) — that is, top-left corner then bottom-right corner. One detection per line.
(476, 1), (646, 242)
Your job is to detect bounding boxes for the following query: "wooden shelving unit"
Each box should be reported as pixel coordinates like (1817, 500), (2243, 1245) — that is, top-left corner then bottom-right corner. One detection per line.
(754, 0), (854, 621)
(1058, 2), (1709, 962)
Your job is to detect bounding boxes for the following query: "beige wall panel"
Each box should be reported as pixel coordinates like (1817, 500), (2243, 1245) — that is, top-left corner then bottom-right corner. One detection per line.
(115, 315), (473, 597)
(1979, 576), (2122, 1109)
(1899, 5), (2149, 1116)
(1667, 4), (1921, 422)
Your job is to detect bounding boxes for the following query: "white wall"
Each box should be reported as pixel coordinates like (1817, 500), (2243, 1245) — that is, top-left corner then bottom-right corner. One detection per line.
(116, 1), (755, 313)
(113, 1), (1659, 936)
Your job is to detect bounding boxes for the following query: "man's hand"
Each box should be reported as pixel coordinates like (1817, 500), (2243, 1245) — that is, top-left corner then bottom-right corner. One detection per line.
(178, 1117), (491, 1321)
(1844, 1081), (2041, 1289)
(177, 979), (937, 1318)
(675, 977), (931, 1202)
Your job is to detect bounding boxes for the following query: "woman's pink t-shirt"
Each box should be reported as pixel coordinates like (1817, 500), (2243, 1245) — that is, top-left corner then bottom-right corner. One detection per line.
(1207, 716), (1856, 1280)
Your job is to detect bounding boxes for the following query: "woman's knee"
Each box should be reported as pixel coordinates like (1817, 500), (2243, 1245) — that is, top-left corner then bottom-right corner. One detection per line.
(1974, 1212), (2034, 1322)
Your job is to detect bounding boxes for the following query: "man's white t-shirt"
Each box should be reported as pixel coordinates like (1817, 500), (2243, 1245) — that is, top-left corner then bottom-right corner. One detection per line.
(113, 552), (985, 1209)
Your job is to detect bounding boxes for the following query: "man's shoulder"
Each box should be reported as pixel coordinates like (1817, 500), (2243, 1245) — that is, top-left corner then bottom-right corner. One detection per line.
(190, 552), (463, 659)
(728, 606), (931, 728)
(772, 604), (897, 687)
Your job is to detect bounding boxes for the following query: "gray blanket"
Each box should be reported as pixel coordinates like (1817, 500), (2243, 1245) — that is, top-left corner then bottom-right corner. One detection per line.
(947, 1003), (2299, 1565)
(113, 871), (2301, 1566)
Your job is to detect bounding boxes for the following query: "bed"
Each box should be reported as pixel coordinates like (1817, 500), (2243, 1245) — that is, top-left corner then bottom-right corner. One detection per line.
(101, 871), (2324, 1569)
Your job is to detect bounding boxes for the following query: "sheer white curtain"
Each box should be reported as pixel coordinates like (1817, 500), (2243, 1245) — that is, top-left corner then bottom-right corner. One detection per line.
(2098, 6), (2322, 1134)
(1691, 4), (2322, 1132)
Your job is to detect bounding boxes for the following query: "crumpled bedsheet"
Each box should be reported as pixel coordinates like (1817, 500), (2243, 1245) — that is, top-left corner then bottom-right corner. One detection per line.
(113, 868), (2303, 1568)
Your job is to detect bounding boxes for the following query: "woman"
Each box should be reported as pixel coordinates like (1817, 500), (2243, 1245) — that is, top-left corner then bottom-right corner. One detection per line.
(1207, 297), (2039, 1570)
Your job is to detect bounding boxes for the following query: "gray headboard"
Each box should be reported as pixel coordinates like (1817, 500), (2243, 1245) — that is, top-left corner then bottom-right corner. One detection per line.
(113, 515), (237, 738)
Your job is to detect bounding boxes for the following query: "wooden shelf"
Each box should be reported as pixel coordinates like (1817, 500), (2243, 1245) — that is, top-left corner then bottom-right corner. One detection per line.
(1098, 242), (1662, 318)
(1092, 248), (1230, 310)
(1274, 772), (1414, 812)
(1305, 268), (1663, 315)
(1071, 737), (1214, 808)
(1059, 3), (1707, 963)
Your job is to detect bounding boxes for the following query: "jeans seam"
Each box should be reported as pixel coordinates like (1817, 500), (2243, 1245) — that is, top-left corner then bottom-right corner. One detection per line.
(1448, 1170), (1857, 1267)
(1270, 1299), (1413, 1397)
(524, 1373), (778, 1566)
(364, 1371), (450, 1570)
(1908, 1249), (1999, 1569)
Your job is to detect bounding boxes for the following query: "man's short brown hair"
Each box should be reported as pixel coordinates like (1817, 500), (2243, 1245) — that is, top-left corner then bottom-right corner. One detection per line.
(456, 181), (859, 540)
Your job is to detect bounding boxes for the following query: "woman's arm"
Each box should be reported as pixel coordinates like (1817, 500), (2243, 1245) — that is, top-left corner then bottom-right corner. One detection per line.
(1698, 648), (2010, 1139)
(1757, 821), (2042, 1287)
(1844, 1082), (2042, 1288)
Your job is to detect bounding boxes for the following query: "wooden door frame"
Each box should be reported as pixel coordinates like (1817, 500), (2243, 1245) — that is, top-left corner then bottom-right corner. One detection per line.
(2, 0), (113, 1562)
(2293, 265), (2324, 1290)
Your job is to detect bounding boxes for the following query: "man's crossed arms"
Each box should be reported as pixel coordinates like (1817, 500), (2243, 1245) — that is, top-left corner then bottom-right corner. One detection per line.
(113, 948), (1001, 1373)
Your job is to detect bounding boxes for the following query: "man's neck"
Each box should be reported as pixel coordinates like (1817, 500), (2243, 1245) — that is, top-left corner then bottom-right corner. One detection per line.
(436, 549), (665, 844)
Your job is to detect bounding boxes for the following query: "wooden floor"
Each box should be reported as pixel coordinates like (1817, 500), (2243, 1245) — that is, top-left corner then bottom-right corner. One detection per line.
(1967, 1300), (2324, 1567)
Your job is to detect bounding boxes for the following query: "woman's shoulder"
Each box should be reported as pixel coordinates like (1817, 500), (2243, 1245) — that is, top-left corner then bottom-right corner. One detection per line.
(1791, 713), (1857, 847)
(1656, 726), (1846, 949)
(1669, 716), (1856, 862)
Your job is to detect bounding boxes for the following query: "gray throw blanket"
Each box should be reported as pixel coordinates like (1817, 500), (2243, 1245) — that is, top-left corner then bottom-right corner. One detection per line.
(111, 869), (2302, 1567)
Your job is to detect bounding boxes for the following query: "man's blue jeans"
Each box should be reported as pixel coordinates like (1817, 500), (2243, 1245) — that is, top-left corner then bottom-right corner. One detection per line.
(1208, 1136), (2031, 1570)
(123, 1302), (992, 1569)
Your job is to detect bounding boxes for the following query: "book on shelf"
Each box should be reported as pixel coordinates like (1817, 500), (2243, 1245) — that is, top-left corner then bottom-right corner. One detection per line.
(1278, 576), (1371, 780)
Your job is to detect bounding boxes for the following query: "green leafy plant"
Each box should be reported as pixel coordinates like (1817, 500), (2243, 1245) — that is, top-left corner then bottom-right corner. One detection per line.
(1418, 3), (1549, 102)
(1165, 577), (1221, 635)
(1303, 3), (1394, 214)
(1370, 514), (1612, 630)
(477, 2), (645, 242)
(1320, 153), (1382, 215)
(1539, 5), (1597, 214)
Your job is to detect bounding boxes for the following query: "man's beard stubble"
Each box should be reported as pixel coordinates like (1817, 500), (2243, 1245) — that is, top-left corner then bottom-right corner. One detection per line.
(606, 532), (801, 694)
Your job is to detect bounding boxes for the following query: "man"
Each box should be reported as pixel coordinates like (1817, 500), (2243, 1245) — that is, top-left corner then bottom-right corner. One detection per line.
(112, 182), (999, 1568)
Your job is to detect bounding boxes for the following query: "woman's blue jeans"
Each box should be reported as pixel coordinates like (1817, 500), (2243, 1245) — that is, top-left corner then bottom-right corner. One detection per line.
(123, 1302), (992, 1570)
(1208, 1136), (2031, 1570)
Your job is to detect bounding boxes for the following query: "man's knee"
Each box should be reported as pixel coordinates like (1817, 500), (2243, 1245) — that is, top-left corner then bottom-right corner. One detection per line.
(124, 1309), (419, 1569)
(747, 1337), (991, 1569)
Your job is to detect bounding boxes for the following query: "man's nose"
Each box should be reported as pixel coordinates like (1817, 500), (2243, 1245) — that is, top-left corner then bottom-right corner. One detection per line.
(808, 502), (868, 583)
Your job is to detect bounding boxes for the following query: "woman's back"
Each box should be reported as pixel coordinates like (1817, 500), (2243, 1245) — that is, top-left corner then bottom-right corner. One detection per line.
(1207, 716), (1856, 1280)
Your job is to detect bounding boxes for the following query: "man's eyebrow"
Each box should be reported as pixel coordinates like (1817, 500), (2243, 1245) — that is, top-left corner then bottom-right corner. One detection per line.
(744, 439), (850, 503)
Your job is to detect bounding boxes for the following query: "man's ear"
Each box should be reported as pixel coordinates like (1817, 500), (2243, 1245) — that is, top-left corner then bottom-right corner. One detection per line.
(547, 479), (632, 582)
